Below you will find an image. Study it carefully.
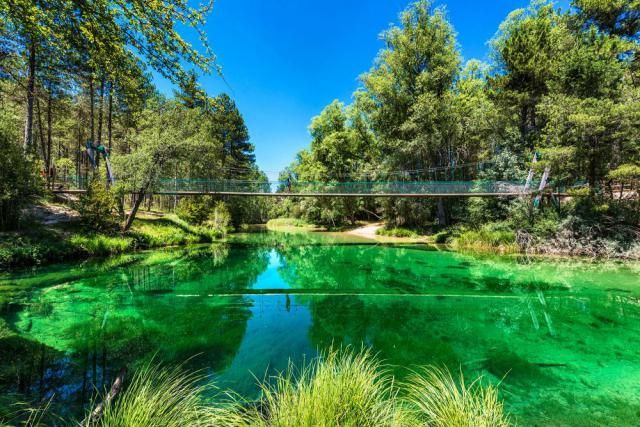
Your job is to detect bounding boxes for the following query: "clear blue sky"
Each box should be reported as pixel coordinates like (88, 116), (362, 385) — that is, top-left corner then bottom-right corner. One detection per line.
(154, 0), (568, 180)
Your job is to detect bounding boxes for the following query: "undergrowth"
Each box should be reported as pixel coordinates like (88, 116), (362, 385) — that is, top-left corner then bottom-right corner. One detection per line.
(0, 215), (217, 269)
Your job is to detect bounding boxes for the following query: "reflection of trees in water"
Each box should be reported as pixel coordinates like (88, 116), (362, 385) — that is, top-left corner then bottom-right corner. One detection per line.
(277, 244), (432, 293)
(2, 243), (271, 418)
(0, 331), (62, 405)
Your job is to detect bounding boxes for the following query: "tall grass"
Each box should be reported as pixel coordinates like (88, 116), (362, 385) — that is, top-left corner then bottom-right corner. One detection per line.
(243, 348), (412, 427)
(69, 234), (133, 256)
(266, 218), (314, 229)
(79, 349), (510, 427)
(88, 363), (241, 427)
(452, 226), (518, 253)
(404, 367), (510, 427)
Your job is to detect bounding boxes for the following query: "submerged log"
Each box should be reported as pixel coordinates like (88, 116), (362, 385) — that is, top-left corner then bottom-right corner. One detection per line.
(83, 367), (127, 426)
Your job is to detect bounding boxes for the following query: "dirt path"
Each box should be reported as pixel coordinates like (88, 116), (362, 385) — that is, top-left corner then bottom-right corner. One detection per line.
(346, 223), (384, 239)
(25, 202), (80, 225)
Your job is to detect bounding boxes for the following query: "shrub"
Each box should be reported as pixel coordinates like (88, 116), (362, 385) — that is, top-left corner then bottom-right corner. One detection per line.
(206, 201), (232, 237)
(78, 176), (118, 231)
(175, 196), (213, 225)
(52, 349), (509, 426)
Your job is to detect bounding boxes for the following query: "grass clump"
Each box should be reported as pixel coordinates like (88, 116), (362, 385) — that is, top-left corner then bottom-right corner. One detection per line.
(65, 349), (510, 426)
(130, 216), (214, 247)
(88, 363), (240, 427)
(244, 348), (411, 426)
(266, 218), (313, 228)
(69, 234), (133, 256)
(376, 227), (418, 238)
(404, 367), (510, 427)
(452, 225), (517, 253)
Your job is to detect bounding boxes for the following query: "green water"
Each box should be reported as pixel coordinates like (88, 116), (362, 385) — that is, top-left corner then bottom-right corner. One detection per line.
(1, 231), (640, 425)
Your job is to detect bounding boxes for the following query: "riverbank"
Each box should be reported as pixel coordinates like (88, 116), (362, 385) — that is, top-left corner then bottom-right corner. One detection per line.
(339, 222), (640, 260)
(0, 204), (218, 269)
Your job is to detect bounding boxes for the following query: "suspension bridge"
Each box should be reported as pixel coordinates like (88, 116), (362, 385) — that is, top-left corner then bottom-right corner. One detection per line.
(52, 155), (581, 198)
(51, 178), (573, 198)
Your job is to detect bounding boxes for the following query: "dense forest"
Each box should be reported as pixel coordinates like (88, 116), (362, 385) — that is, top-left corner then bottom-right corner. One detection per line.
(0, 0), (268, 235)
(277, 0), (640, 257)
(1, 0), (640, 259)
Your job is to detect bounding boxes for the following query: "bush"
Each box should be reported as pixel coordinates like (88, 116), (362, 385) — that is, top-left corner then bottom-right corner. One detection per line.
(78, 176), (118, 231)
(206, 201), (232, 237)
(175, 196), (213, 225)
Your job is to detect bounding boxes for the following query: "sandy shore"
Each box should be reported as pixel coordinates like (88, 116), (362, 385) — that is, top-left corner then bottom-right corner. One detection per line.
(345, 222), (384, 239)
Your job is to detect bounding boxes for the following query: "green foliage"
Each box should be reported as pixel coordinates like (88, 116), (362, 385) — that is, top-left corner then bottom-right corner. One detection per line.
(68, 234), (132, 256)
(78, 176), (118, 231)
(376, 227), (418, 238)
(175, 196), (213, 225)
(0, 233), (76, 268)
(433, 230), (452, 244)
(206, 201), (232, 237)
(607, 163), (640, 182)
(453, 225), (517, 253)
(0, 215), (215, 268)
(0, 127), (41, 231)
(129, 216), (215, 246)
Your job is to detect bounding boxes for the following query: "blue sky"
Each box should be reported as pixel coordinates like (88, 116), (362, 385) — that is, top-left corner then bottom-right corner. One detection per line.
(154, 0), (568, 180)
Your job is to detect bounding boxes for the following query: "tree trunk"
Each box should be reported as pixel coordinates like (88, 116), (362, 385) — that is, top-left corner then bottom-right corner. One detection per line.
(123, 189), (146, 231)
(436, 197), (447, 226)
(36, 97), (47, 168)
(46, 91), (53, 187)
(97, 76), (105, 146)
(89, 77), (95, 143)
(107, 81), (113, 151)
(76, 106), (83, 182)
(23, 41), (36, 152)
